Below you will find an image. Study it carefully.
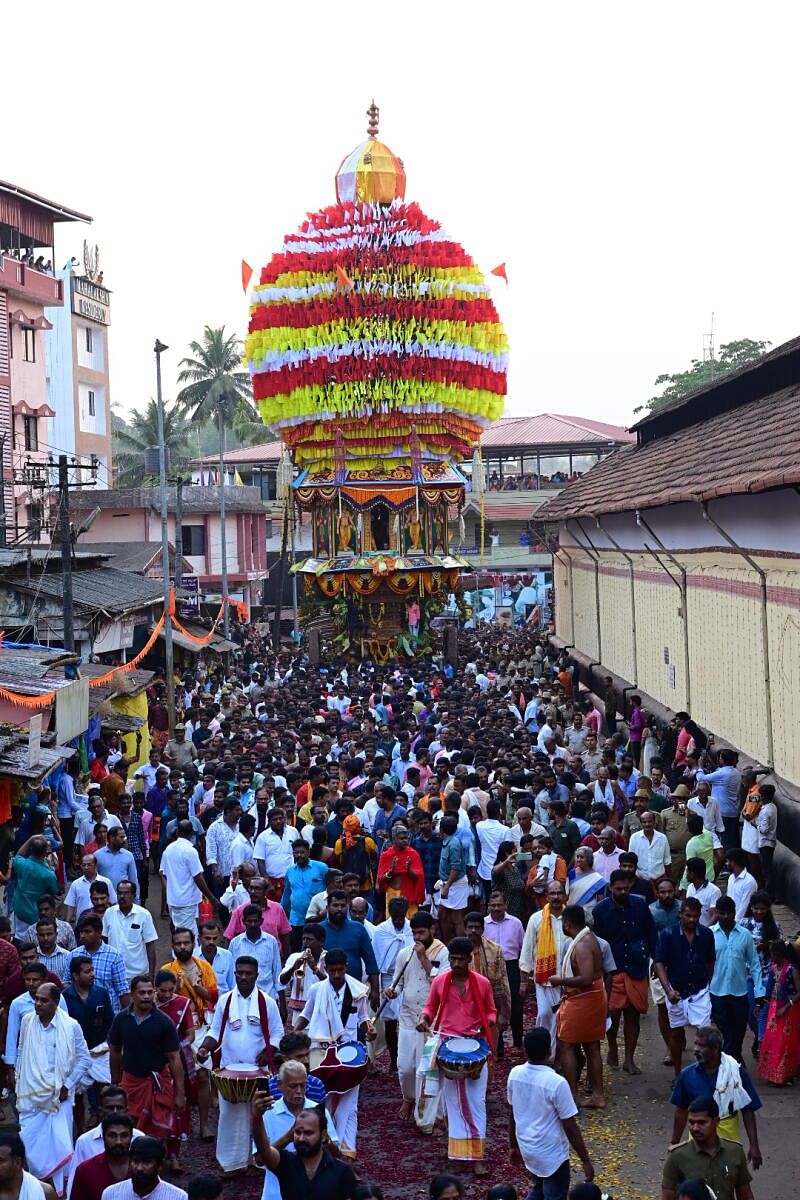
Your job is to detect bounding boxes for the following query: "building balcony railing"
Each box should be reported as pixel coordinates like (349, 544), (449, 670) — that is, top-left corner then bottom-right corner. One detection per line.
(0, 256), (63, 305)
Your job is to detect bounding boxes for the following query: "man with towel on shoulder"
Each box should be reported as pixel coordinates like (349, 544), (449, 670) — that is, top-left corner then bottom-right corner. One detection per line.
(196, 955), (283, 1176)
(15, 983), (90, 1196)
(294, 947), (376, 1160)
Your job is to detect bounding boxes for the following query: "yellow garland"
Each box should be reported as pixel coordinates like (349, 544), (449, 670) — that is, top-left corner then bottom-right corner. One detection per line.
(260, 264), (487, 290)
(257, 383), (505, 428)
(245, 318), (508, 365)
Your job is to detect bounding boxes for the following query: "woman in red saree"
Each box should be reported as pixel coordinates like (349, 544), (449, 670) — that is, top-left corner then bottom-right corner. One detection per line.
(156, 969), (198, 1168)
(758, 941), (800, 1086)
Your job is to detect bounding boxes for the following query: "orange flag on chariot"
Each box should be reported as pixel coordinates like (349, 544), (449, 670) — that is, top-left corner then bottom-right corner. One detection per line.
(490, 263), (508, 283)
(336, 264), (354, 292)
(241, 260), (254, 293)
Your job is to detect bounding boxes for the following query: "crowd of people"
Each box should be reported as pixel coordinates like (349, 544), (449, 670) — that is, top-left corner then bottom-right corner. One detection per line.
(0, 619), (797, 1200)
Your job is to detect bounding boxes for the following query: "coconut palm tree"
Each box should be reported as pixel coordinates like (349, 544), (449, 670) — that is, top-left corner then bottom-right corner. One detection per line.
(112, 399), (191, 487)
(175, 326), (258, 634)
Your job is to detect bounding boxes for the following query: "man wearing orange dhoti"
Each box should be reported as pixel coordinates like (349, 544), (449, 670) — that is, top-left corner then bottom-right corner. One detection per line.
(551, 905), (607, 1109)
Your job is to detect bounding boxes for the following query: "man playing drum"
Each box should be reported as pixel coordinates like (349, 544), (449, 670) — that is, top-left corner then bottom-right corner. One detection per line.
(383, 910), (449, 1128)
(417, 936), (497, 1176)
(295, 948), (376, 1160)
(196, 956), (283, 1175)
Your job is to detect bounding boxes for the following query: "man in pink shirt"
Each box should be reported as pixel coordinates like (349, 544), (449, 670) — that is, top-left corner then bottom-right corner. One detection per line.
(418, 937), (497, 1175)
(484, 892), (525, 1054)
(583, 700), (603, 738)
(223, 875), (291, 955)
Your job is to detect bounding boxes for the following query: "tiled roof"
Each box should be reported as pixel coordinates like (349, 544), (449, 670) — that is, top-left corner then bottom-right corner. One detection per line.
(13, 568), (164, 615)
(190, 441), (282, 466)
(479, 413), (634, 449)
(537, 382), (800, 521)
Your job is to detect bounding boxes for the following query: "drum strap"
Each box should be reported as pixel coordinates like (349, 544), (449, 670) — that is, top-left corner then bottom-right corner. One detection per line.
(216, 990), (275, 1071)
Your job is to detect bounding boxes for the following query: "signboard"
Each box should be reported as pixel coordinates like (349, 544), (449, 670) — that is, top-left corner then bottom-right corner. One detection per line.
(28, 713), (42, 768)
(174, 575), (200, 618)
(668, 664), (676, 689)
(663, 646), (670, 664)
(71, 276), (110, 325)
(56, 678), (90, 744)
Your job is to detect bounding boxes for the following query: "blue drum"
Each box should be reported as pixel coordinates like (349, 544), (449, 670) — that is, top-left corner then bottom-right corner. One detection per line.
(435, 1035), (491, 1080)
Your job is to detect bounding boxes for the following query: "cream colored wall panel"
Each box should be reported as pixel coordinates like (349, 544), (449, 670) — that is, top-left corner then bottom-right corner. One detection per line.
(768, 570), (800, 781)
(553, 555), (573, 644)
(687, 564), (768, 765)
(631, 560), (689, 711)
(597, 564), (635, 682)
(572, 559), (599, 659)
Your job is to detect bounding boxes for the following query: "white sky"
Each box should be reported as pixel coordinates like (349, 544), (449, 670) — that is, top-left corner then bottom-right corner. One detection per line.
(5, 1), (799, 432)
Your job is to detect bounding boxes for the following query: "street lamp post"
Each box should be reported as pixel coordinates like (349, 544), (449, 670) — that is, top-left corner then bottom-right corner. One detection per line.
(155, 338), (175, 734)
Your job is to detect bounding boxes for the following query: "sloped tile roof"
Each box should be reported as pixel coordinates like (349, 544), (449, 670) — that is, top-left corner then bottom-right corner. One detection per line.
(479, 414), (634, 448)
(538, 383), (800, 521)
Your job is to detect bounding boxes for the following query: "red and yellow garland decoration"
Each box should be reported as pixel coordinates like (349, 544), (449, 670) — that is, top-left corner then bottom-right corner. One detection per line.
(245, 199), (507, 474)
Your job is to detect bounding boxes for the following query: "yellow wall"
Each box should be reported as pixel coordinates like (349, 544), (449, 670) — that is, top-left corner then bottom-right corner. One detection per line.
(110, 691), (150, 771)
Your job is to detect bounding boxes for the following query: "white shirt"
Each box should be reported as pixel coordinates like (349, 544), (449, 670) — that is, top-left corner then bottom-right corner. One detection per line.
(507, 1061), (577, 1177)
(254, 826), (299, 878)
(390, 939), (449, 1026)
(628, 829), (672, 880)
(688, 795), (725, 834)
(230, 833), (255, 869)
(160, 838), (203, 907)
(686, 880), (722, 927)
(133, 763), (159, 791)
(510, 821), (547, 847)
(475, 818), (508, 880)
(102, 904), (158, 978)
(727, 868), (758, 921)
(4, 992), (68, 1066)
(207, 987), (283, 1067)
(64, 873), (117, 920)
(77, 809), (122, 845)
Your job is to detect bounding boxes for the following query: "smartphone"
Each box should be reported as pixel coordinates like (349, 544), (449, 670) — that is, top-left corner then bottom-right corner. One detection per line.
(255, 1076), (271, 1093)
(516, 851), (532, 863)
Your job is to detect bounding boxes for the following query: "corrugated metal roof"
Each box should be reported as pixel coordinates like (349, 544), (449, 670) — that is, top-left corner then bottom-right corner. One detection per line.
(13, 567), (163, 615)
(191, 441), (282, 466)
(479, 414), (634, 449)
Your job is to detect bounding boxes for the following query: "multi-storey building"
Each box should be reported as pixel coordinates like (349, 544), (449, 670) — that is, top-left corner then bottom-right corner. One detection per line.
(0, 178), (90, 541)
(46, 265), (113, 488)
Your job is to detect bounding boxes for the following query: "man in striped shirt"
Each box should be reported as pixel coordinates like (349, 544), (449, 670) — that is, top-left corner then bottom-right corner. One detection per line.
(62, 915), (130, 1012)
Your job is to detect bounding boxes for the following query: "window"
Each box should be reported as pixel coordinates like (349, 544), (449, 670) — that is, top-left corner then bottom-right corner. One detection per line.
(182, 525), (206, 556)
(265, 519), (274, 539)
(84, 327), (93, 353)
(23, 327), (35, 362)
(22, 415), (38, 452)
(88, 390), (96, 417)
(8, 322), (12, 358)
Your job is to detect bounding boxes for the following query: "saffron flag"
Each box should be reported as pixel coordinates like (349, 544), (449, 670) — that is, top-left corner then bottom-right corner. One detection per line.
(336, 264), (354, 292)
(242, 260), (254, 293)
(490, 263), (508, 284)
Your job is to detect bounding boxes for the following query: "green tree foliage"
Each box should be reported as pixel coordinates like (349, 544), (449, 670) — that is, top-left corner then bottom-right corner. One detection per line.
(112, 399), (191, 487)
(642, 338), (771, 413)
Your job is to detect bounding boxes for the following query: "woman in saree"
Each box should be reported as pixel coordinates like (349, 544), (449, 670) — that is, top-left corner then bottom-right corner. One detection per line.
(156, 968), (198, 1169)
(567, 846), (607, 921)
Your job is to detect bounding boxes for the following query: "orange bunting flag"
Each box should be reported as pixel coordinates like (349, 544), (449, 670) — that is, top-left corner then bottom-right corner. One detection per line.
(336, 264), (354, 292)
(241, 259), (254, 293)
(490, 262), (508, 284)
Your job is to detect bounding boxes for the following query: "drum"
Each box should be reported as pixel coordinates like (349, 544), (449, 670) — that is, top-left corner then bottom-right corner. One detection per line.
(313, 1040), (369, 1095)
(211, 1062), (265, 1103)
(435, 1035), (491, 1080)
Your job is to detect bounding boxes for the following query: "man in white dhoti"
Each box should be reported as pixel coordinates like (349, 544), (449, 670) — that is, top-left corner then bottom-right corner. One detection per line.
(519, 880), (568, 1050)
(295, 948), (376, 1159)
(371, 897), (413, 1071)
(196, 955), (282, 1175)
(383, 909), (448, 1126)
(0, 1132), (57, 1200)
(15, 984), (90, 1196)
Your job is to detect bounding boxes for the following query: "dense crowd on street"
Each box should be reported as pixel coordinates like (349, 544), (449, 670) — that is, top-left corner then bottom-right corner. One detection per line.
(0, 618), (798, 1200)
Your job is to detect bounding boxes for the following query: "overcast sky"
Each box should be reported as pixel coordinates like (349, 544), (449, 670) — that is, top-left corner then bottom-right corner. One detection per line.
(5, 1), (798, 436)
